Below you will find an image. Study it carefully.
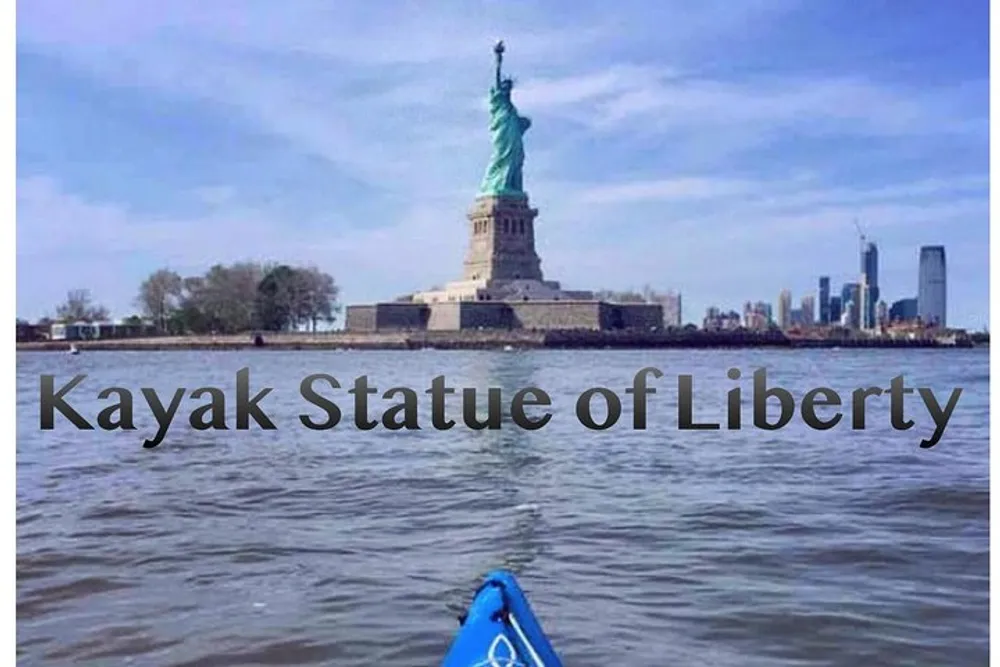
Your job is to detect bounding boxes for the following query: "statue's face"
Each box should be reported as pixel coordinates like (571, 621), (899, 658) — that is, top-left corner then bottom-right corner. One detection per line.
(500, 79), (513, 93)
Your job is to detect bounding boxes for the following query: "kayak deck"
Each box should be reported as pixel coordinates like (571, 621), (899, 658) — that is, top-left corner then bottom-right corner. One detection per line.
(442, 570), (563, 667)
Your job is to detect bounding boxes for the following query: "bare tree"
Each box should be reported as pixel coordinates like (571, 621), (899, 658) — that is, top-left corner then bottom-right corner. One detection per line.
(594, 288), (646, 304)
(55, 289), (109, 322)
(193, 262), (267, 333)
(137, 269), (183, 332)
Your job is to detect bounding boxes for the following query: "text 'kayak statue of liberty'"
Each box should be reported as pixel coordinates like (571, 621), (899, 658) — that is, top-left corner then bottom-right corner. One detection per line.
(478, 40), (531, 199)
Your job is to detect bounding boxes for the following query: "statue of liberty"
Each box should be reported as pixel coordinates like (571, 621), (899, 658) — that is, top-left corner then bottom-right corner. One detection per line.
(478, 40), (531, 198)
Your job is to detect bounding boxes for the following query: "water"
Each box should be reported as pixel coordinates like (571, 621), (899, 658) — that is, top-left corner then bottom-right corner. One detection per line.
(16, 348), (989, 666)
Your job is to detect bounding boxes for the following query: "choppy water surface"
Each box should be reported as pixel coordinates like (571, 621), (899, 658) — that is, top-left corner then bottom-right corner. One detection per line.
(16, 349), (989, 666)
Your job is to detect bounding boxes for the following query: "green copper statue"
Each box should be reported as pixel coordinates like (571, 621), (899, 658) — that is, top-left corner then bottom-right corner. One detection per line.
(478, 40), (531, 198)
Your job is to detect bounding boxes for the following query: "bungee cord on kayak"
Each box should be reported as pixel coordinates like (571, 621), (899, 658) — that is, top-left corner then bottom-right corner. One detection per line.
(472, 634), (526, 667)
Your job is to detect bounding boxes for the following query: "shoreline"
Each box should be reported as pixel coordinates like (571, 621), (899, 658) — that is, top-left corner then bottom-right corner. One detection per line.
(15, 330), (981, 351)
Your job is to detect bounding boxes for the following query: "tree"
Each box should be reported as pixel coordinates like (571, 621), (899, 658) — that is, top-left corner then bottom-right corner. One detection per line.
(594, 288), (645, 304)
(177, 262), (266, 334)
(129, 261), (339, 335)
(255, 265), (306, 331)
(55, 289), (109, 323)
(254, 265), (340, 332)
(213, 261), (267, 333)
(137, 269), (183, 333)
(297, 266), (340, 331)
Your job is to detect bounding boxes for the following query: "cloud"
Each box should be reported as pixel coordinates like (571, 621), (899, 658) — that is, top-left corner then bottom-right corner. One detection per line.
(518, 67), (984, 141)
(16, 175), (467, 311)
(17, 15), (600, 199)
(192, 186), (237, 206)
(577, 177), (758, 204)
(573, 172), (987, 209)
(17, 176), (283, 264)
(515, 66), (671, 111)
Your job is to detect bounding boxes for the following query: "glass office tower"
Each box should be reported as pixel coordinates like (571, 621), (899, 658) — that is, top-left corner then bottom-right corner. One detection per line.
(818, 276), (830, 324)
(861, 242), (879, 329)
(917, 246), (946, 326)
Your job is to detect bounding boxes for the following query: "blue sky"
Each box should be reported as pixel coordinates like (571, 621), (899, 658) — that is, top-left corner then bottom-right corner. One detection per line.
(16, 0), (989, 328)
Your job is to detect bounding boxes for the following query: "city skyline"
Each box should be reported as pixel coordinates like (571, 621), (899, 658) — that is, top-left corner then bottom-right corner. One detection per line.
(704, 239), (957, 332)
(15, 1), (988, 329)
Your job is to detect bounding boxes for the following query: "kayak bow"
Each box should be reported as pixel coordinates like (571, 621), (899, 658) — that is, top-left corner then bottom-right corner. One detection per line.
(442, 570), (563, 667)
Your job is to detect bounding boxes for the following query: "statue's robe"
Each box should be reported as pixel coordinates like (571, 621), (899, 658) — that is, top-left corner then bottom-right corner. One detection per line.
(479, 85), (531, 197)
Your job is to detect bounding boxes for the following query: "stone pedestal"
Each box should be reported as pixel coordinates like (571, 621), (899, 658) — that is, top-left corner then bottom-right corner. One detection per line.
(462, 195), (543, 282)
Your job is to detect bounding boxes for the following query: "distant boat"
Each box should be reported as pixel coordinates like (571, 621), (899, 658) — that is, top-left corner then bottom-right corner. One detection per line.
(503, 345), (515, 352)
(68, 344), (80, 355)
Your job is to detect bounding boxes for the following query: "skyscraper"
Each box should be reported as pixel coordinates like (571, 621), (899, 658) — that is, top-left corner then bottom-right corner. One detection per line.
(918, 246), (946, 326)
(861, 242), (879, 329)
(777, 289), (792, 329)
(829, 296), (842, 324)
(841, 282), (860, 329)
(660, 291), (682, 328)
(743, 301), (771, 331)
(818, 276), (830, 324)
(801, 295), (815, 326)
(758, 301), (773, 324)
(889, 297), (918, 322)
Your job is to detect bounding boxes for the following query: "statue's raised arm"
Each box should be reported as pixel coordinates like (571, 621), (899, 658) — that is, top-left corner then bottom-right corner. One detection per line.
(493, 40), (504, 89)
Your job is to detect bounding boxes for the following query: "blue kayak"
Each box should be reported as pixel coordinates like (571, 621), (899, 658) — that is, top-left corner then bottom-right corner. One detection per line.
(442, 570), (563, 667)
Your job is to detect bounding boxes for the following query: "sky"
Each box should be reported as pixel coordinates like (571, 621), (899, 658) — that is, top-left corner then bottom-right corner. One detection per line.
(15, 0), (990, 329)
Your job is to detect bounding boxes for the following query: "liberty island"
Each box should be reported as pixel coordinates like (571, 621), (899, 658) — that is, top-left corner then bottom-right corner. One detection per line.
(344, 41), (664, 333)
(15, 42), (976, 350)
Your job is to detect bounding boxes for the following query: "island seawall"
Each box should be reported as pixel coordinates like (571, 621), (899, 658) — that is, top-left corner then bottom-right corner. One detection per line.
(15, 329), (976, 352)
